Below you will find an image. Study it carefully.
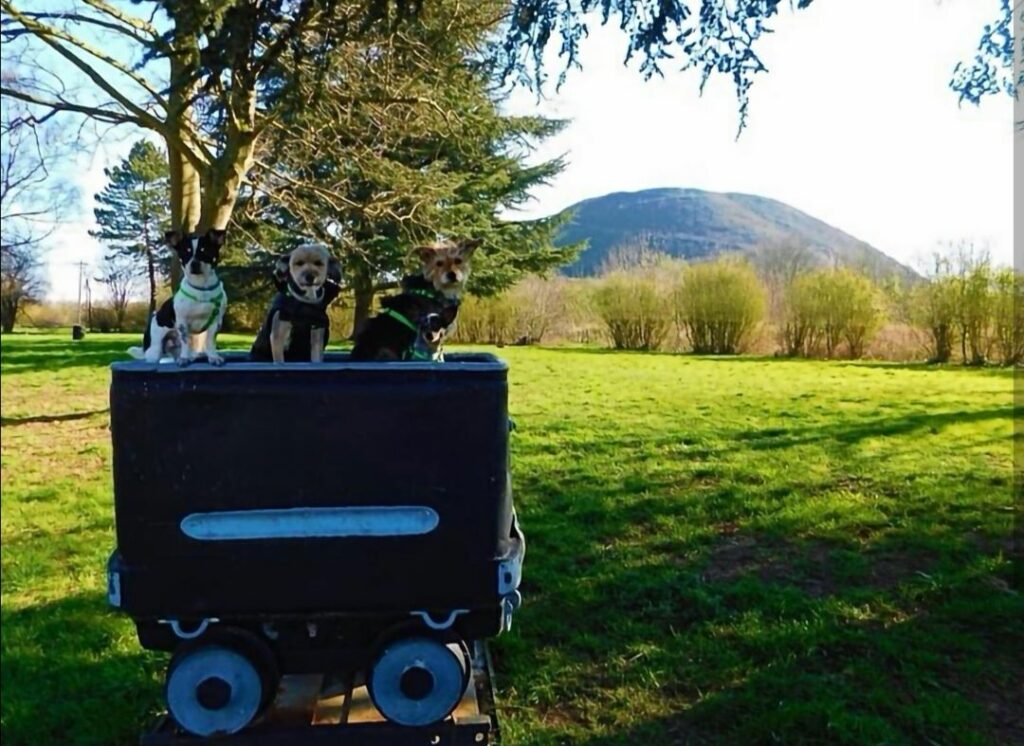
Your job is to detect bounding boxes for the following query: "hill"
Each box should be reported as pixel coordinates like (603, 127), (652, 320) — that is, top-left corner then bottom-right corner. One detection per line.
(555, 188), (913, 278)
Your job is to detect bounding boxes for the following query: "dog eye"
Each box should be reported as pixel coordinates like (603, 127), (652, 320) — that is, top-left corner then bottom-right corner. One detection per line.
(314, 260), (325, 267)
(454, 258), (462, 265)
(435, 259), (444, 267)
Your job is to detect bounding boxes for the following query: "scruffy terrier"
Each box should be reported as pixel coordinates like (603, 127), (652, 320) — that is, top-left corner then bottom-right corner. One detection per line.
(350, 238), (479, 361)
(128, 229), (227, 366)
(250, 244), (341, 363)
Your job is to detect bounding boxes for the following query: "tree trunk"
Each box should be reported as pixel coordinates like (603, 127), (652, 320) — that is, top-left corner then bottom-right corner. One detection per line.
(202, 81), (258, 230)
(0, 300), (15, 333)
(165, 24), (203, 290)
(351, 262), (375, 339)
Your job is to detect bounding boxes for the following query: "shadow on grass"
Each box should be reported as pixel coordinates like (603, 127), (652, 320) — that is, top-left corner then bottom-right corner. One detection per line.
(1, 409), (110, 426)
(734, 407), (1017, 450)
(0, 592), (161, 746)
(0, 338), (131, 375)
(502, 507), (1022, 745)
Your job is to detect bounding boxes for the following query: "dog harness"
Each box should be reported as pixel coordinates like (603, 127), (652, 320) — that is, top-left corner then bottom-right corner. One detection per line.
(176, 279), (226, 333)
(378, 308), (435, 361)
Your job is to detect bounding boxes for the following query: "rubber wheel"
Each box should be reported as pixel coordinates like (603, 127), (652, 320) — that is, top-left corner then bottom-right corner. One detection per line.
(367, 635), (470, 726)
(165, 628), (279, 736)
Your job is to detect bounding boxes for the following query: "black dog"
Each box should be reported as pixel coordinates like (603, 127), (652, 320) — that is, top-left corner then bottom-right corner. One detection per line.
(250, 245), (342, 363)
(350, 275), (458, 361)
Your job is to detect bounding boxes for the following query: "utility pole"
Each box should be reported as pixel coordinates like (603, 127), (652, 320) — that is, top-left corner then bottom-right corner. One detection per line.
(85, 278), (93, 330)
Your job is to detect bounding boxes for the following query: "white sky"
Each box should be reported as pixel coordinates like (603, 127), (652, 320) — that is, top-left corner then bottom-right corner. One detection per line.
(44, 0), (1012, 300)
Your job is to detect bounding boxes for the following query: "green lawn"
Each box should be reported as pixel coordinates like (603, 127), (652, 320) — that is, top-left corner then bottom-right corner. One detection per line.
(1, 331), (1019, 745)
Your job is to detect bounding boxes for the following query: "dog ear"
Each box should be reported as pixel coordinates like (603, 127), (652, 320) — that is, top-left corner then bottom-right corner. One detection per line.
(411, 245), (438, 264)
(164, 230), (183, 248)
(327, 257), (342, 283)
(273, 253), (290, 283)
(458, 238), (482, 256)
(441, 304), (459, 326)
(206, 229), (227, 248)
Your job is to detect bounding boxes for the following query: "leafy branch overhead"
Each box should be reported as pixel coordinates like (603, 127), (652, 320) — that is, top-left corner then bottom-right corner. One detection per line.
(949, 0), (1018, 107)
(500, 0), (1017, 135)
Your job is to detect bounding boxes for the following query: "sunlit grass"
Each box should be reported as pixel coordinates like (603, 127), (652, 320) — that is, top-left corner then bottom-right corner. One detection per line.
(1, 332), (1018, 745)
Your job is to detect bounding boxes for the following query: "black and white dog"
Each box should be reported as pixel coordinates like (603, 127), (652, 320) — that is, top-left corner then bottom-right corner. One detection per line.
(128, 229), (228, 366)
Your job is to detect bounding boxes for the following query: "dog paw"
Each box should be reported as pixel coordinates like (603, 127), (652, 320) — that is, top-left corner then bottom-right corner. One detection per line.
(176, 357), (192, 368)
(208, 353), (226, 367)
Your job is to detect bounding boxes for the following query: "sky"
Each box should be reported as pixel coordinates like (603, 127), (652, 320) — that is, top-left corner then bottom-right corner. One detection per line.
(41, 0), (1013, 300)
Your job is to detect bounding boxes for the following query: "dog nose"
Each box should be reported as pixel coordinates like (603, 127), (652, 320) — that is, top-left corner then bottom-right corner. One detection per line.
(189, 260), (202, 273)
(445, 271), (457, 283)
(304, 271), (317, 284)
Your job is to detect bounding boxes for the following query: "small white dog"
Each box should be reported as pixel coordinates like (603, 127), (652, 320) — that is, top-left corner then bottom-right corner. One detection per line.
(128, 229), (228, 366)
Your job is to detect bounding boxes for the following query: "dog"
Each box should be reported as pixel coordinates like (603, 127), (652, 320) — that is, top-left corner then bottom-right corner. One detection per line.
(350, 238), (479, 361)
(410, 307), (459, 362)
(250, 244), (341, 363)
(128, 229), (227, 366)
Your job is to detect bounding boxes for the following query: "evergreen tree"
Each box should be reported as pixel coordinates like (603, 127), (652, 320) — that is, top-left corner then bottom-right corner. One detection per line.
(238, 1), (579, 335)
(91, 141), (171, 314)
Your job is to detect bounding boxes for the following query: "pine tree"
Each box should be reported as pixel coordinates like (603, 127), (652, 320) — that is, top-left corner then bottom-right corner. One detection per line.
(237, 1), (580, 335)
(91, 141), (170, 315)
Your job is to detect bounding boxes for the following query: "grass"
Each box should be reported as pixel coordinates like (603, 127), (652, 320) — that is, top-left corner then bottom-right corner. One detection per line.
(1, 331), (1020, 745)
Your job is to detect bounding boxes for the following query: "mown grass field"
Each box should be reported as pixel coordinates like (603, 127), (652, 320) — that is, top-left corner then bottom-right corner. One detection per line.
(1, 331), (1020, 745)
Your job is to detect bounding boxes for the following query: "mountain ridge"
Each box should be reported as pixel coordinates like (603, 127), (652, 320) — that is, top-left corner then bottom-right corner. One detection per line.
(554, 188), (914, 278)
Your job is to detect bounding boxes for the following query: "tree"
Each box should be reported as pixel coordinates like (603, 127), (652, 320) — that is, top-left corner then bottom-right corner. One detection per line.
(500, 1), (1015, 134)
(94, 255), (137, 331)
(2, 0), (1007, 249)
(749, 241), (814, 320)
(1, 82), (72, 332)
(675, 257), (764, 354)
(992, 268), (1023, 366)
(235, 1), (577, 335)
(949, 244), (993, 366)
(91, 140), (170, 315)
(0, 1), (424, 265)
(0, 243), (45, 332)
(912, 255), (958, 364)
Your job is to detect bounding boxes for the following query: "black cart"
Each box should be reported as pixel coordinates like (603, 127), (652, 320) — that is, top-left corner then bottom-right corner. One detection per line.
(107, 353), (523, 740)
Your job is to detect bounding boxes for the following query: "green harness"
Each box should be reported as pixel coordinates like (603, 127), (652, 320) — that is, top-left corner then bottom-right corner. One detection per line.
(379, 308), (434, 361)
(176, 280), (226, 333)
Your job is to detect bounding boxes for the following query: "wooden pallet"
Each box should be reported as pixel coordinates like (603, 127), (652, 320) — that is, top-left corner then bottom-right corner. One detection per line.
(142, 642), (499, 745)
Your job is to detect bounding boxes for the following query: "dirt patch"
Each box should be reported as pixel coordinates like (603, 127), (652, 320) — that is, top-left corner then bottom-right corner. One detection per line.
(700, 535), (946, 598)
(700, 535), (839, 597)
(861, 550), (936, 591)
(958, 675), (1024, 745)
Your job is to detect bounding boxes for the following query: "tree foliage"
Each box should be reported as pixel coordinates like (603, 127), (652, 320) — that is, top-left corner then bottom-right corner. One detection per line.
(91, 140), (171, 315)
(500, 0), (816, 134)
(950, 0), (1018, 108)
(232, 1), (578, 332)
(94, 254), (137, 331)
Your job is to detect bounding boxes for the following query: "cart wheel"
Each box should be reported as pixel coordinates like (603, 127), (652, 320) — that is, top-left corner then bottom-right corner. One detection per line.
(165, 643), (268, 736)
(368, 636), (470, 726)
(209, 627), (280, 712)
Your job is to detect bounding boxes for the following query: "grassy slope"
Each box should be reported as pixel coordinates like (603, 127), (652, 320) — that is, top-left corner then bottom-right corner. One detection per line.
(0, 332), (1019, 746)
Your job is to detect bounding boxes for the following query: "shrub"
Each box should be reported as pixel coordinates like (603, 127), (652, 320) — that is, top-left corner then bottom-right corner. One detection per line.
(780, 273), (826, 357)
(992, 268), (1024, 366)
(675, 258), (764, 354)
(592, 271), (673, 350)
(911, 272), (958, 363)
(453, 276), (569, 345)
(955, 255), (993, 366)
(781, 268), (884, 358)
